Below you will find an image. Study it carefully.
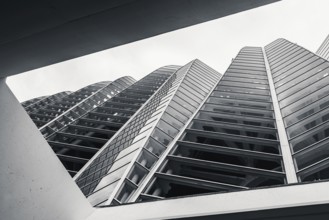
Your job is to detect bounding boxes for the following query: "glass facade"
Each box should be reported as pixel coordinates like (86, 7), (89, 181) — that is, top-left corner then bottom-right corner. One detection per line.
(138, 48), (286, 201)
(265, 39), (329, 182)
(20, 39), (329, 208)
(39, 77), (135, 138)
(23, 80), (134, 128)
(102, 60), (221, 206)
(23, 77), (134, 176)
(74, 66), (179, 197)
(316, 34), (329, 60)
(22, 91), (72, 126)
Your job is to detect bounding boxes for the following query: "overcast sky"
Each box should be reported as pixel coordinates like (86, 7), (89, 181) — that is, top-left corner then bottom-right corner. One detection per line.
(7, 0), (329, 102)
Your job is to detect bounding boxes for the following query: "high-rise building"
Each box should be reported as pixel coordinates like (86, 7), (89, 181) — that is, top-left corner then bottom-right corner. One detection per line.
(75, 39), (329, 208)
(23, 79), (134, 129)
(316, 34), (329, 60)
(135, 46), (287, 202)
(17, 39), (329, 219)
(74, 60), (221, 205)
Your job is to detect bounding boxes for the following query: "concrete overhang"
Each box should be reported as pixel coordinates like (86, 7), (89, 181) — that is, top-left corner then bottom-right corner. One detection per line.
(1, 0), (279, 78)
(87, 181), (329, 220)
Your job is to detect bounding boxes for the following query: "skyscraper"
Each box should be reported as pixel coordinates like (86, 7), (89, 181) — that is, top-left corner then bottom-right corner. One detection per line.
(136, 46), (287, 202)
(265, 38), (329, 183)
(316, 34), (329, 60)
(74, 60), (221, 206)
(18, 39), (329, 219)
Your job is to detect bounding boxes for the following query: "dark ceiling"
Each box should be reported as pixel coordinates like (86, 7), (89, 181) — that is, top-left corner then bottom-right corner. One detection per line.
(0, 0), (279, 78)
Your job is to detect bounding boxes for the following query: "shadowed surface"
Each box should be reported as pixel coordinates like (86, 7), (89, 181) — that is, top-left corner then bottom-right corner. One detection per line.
(0, 0), (279, 78)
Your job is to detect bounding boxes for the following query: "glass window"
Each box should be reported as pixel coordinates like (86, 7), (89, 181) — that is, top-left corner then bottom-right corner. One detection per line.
(274, 57), (321, 84)
(190, 66), (216, 82)
(194, 63), (219, 82)
(212, 91), (271, 102)
(162, 112), (185, 129)
(265, 38), (285, 52)
(191, 120), (277, 140)
(290, 123), (329, 152)
(219, 81), (269, 90)
(181, 83), (204, 101)
(271, 47), (306, 72)
(287, 109), (329, 138)
(279, 71), (329, 108)
(171, 99), (194, 115)
(88, 180), (119, 206)
(184, 77), (208, 95)
(294, 138), (329, 170)
(277, 63), (329, 100)
(167, 105), (189, 123)
(229, 64), (265, 72)
(157, 119), (179, 138)
(231, 61), (265, 69)
(112, 151), (139, 174)
(222, 76), (268, 85)
(226, 72), (268, 80)
(272, 52), (314, 77)
(115, 140), (142, 161)
(281, 83), (329, 117)
(208, 96), (272, 110)
(267, 41), (292, 58)
(152, 128), (173, 146)
(284, 97), (329, 126)
(234, 57), (264, 64)
(186, 73), (212, 88)
(215, 85), (269, 96)
(176, 90), (200, 107)
(270, 46), (302, 68)
(202, 103), (274, 118)
(271, 48), (311, 76)
(226, 68), (266, 76)
(94, 163), (129, 192)
(183, 130), (280, 154)
(145, 137), (166, 157)
(234, 58), (264, 65)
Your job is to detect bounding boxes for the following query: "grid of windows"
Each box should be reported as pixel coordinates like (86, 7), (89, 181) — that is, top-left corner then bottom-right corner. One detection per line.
(74, 66), (179, 196)
(25, 81), (128, 128)
(138, 48), (286, 201)
(100, 60), (222, 206)
(22, 91), (71, 124)
(266, 39), (329, 182)
(39, 77), (135, 138)
(27, 77), (134, 176)
(21, 39), (329, 207)
(85, 63), (191, 206)
(316, 34), (329, 60)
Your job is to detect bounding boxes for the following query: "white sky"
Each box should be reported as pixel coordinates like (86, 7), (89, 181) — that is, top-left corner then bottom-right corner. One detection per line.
(7, 0), (329, 102)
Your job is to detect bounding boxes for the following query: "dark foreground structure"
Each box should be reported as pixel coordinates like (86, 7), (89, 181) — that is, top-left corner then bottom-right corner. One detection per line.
(9, 38), (329, 219)
(0, 0), (279, 78)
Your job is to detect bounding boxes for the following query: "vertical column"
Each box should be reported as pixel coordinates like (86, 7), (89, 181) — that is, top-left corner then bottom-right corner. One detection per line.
(0, 79), (93, 220)
(262, 48), (298, 183)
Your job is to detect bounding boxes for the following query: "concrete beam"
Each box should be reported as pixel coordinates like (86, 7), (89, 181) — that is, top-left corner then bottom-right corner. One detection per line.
(0, 0), (279, 77)
(0, 79), (93, 220)
(87, 181), (329, 220)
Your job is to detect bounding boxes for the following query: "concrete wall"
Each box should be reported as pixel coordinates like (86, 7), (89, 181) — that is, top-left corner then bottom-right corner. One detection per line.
(0, 79), (93, 220)
(87, 181), (329, 220)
